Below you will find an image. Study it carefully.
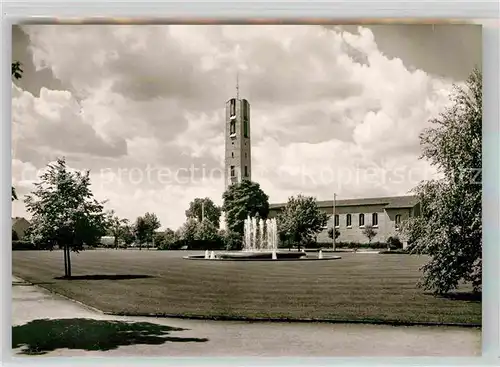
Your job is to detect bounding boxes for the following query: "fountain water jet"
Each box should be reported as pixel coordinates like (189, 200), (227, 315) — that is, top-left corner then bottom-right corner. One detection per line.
(184, 216), (342, 261)
(243, 216), (279, 252)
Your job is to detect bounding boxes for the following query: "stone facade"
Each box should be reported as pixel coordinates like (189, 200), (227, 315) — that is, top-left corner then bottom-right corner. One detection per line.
(268, 196), (420, 245)
(224, 97), (251, 190)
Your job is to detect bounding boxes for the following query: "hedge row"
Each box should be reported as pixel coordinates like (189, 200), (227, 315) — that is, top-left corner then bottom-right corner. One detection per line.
(12, 240), (37, 251)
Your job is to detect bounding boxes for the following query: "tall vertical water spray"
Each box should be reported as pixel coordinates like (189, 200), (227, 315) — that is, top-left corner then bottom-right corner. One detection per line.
(243, 216), (278, 252)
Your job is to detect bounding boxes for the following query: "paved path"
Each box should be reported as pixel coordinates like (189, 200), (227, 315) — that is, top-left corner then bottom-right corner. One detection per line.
(11, 276), (481, 357)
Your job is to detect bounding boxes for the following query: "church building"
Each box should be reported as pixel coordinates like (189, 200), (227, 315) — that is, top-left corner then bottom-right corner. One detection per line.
(222, 81), (418, 247)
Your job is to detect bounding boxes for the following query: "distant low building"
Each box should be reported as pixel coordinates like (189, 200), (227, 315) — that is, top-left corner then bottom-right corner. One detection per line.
(12, 217), (31, 240)
(99, 236), (116, 247)
(268, 195), (420, 246)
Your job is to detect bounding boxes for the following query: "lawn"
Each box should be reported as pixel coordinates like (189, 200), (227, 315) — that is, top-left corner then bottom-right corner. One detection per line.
(12, 250), (481, 325)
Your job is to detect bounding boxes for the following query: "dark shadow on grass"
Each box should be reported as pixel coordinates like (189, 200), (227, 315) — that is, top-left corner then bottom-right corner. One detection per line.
(12, 318), (209, 355)
(54, 274), (154, 281)
(430, 292), (482, 303)
(425, 292), (482, 303)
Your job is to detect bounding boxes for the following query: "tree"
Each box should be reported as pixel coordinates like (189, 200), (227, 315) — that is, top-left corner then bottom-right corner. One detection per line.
(277, 195), (328, 251)
(121, 224), (135, 246)
(12, 61), (23, 80)
(180, 218), (199, 243)
(186, 198), (221, 228)
(12, 61), (23, 201)
(221, 229), (243, 251)
(327, 228), (340, 240)
(133, 216), (148, 248)
(194, 218), (219, 242)
(143, 212), (161, 247)
(24, 158), (107, 278)
(222, 180), (269, 236)
(362, 224), (377, 244)
(404, 68), (482, 294)
(105, 210), (129, 249)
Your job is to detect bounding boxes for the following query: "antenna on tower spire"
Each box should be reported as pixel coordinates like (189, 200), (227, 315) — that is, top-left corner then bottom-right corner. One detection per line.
(236, 71), (240, 100)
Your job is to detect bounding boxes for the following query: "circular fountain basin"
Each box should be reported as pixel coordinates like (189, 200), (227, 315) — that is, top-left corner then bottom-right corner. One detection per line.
(183, 251), (342, 261)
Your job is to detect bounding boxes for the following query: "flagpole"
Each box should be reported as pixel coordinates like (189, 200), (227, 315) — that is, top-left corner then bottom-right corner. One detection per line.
(333, 193), (336, 252)
(202, 200), (205, 222)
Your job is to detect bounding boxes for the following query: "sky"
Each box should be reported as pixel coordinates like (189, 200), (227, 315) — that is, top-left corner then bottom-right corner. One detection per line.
(11, 23), (482, 230)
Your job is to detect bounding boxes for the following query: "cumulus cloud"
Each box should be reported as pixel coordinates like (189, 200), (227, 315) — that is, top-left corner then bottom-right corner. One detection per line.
(11, 24), (478, 229)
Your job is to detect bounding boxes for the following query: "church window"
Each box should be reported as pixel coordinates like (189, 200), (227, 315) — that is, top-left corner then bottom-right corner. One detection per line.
(230, 166), (235, 177)
(359, 213), (365, 227)
(372, 213), (378, 227)
(230, 120), (236, 135)
(395, 214), (401, 229)
(244, 166), (248, 177)
(346, 214), (352, 227)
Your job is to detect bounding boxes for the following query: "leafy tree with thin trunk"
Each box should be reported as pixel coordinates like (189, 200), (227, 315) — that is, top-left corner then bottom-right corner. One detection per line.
(186, 197), (221, 228)
(24, 158), (107, 278)
(362, 224), (377, 244)
(222, 180), (269, 240)
(180, 218), (199, 244)
(277, 195), (328, 251)
(328, 228), (340, 240)
(105, 210), (129, 249)
(121, 224), (135, 246)
(133, 216), (148, 249)
(194, 218), (219, 242)
(404, 67), (482, 295)
(12, 61), (23, 200)
(143, 212), (161, 248)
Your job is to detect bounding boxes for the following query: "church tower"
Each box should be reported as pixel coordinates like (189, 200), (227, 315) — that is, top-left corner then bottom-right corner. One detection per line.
(224, 75), (251, 190)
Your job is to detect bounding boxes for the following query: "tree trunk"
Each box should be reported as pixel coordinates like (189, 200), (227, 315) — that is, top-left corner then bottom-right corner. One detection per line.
(66, 244), (72, 278)
(63, 243), (68, 277)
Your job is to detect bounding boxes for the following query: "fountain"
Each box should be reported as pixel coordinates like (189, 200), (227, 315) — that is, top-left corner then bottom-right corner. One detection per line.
(184, 216), (341, 261)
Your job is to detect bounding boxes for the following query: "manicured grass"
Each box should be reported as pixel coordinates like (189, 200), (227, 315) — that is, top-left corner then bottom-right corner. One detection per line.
(12, 250), (481, 325)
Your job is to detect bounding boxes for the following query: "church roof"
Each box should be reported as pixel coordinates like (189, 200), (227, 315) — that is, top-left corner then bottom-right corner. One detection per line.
(269, 195), (419, 210)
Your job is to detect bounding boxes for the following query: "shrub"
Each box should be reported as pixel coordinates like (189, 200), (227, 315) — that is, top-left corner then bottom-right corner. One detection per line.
(12, 240), (36, 251)
(387, 236), (403, 249)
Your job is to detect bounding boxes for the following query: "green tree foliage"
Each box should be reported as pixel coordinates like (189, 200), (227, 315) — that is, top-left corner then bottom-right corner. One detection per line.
(404, 68), (482, 294)
(180, 218), (199, 243)
(327, 228), (340, 240)
(154, 228), (181, 250)
(121, 224), (135, 246)
(222, 180), (269, 236)
(12, 60), (23, 201)
(362, 224), (377, 244)
(143, 212), (161, 245)
(12, 61), (23, 80)
(24, 158), (107, 277)
(277, 195), (328, 251)
(221, 229), (243, 251)
(133, 216), (148, 247)
(133, 213), (161, 248)
(185, 198), (221, 228)
(194, 218), (219, 242)
(105, 211), (129, 248)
